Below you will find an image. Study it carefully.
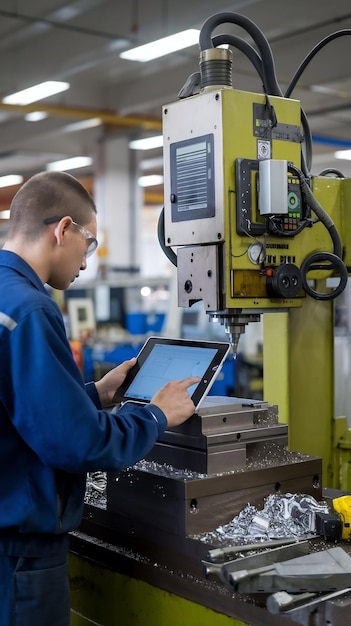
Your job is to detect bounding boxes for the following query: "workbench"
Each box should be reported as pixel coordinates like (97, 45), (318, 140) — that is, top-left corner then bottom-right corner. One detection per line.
(68, 503), (351, 626)
(68, 396), (351, 626)
(69, 527), (275, 626)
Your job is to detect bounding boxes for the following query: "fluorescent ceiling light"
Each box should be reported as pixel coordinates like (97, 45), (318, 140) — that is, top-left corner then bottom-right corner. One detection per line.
(25, 111), (48, 122)
(62, 118), (102, 133)
(120, 29), (200, 62)
(0, 210), (10, 219)
(46, 156), (93, 171)
(311, 84), (340, 95)
(138, 174), (164, 187)
(129, 135), (163, 150)
(335, 149), (351, 160)
(0, 174), (23, 188)
(3, 81), (70, 105)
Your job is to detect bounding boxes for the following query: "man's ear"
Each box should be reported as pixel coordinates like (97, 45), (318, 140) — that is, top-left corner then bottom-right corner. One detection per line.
(54, 216), (72, 247)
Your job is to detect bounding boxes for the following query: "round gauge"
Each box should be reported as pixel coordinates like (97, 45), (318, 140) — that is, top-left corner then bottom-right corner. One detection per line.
(248, 242), (265, 264)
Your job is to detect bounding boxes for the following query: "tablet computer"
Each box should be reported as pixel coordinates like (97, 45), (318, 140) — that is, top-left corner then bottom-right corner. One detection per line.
(117, 336), (230, 410)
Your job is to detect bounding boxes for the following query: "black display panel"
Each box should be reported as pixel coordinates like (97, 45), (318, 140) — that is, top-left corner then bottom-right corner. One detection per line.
(170, 133), (215, 222)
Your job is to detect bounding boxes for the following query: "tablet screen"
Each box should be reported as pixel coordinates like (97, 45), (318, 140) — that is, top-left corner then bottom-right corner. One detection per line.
(118, 336), (230, 409)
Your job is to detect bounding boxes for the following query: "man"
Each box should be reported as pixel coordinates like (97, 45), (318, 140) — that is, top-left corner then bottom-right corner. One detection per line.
(0, 170), (199, 626)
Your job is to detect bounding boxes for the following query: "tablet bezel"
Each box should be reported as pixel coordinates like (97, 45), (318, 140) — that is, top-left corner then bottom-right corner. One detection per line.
(117, 336), (230, 409)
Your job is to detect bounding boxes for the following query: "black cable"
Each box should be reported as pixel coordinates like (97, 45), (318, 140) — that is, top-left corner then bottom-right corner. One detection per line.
(157, 207), (177, 267)
(301, 108), (312, 175)
(267, 216), (311, 238)
(200, 14), (311, 176)
(199, 12), (282, 97)
(199, 17), (351, 179)
(212, 34), (266, 88)
(297, 175), (349, 300)
(319, 168), (345, 178)
(300, 252), (348, 300)
(266, 162), (344, 261)
(178, 34), (267, 98)
(285, 30), (351, 99)
(299, 175), (343, 258)
(283, 30), (351, 173)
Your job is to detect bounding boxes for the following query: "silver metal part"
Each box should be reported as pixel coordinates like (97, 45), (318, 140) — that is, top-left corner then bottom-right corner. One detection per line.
(148, 397), (287, 474)
(207, 537), (311, 563)
(177, 245), (220, 311)
(284, 586), (351, 621)
(266, 590), (318, 614)
(235, 547), (351, 594)
(259, 159), (288, 215)
(200, 47), (233, 89)
(209, 310), (261, 356)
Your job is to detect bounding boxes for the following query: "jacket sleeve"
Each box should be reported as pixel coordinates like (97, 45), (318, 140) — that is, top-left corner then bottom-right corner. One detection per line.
(6, 302), (167, 473)
(85, 381), (102, 408)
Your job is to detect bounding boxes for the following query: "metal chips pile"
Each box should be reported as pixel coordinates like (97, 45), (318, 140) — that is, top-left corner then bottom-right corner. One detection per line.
(198, 493), (329, 545)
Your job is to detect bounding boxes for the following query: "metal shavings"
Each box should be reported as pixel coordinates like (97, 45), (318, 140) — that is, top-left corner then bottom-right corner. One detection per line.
(254, 406), (278, 427)
(87, 471), (106, 492)
(71, 531), (151, 564)
(84, 472), (107, 508)
(133, 459), (208, 479)
(246, 443), (306, 469)
(194, 493), (329, 546)
(133, 448), (306, 480)
(71, 530), (240, 599)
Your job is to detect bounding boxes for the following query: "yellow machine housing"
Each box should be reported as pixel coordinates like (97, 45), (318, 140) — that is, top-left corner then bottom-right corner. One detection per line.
(162, 86), (349, 349)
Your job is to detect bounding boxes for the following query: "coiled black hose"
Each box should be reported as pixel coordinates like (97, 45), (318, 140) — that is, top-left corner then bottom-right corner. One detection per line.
(199, 12), (282, 97)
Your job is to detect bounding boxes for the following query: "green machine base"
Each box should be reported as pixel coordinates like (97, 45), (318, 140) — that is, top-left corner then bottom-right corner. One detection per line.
(69, 553), (248, 626)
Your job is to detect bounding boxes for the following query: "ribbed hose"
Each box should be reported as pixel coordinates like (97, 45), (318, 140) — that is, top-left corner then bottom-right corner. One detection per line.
(199, 12), (282, 96)
(200, 48), (232, 88)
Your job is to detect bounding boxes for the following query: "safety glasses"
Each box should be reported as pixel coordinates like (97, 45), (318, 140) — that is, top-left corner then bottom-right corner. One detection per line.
(43, 216), (98, 257)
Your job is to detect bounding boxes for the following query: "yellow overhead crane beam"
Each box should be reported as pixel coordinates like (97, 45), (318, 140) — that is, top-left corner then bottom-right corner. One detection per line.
(0, 101), (162, 132)
(0, 103), (164, 210)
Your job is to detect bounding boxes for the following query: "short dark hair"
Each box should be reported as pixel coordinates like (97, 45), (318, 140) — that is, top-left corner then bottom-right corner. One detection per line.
(7, 171), (97, 240)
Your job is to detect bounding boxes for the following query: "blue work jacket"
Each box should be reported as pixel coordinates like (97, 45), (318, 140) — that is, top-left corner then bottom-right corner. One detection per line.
(0, 250), (167, 538)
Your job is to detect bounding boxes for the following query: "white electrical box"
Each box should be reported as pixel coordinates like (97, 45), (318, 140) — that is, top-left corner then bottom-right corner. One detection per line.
(259, 159), (288, 215)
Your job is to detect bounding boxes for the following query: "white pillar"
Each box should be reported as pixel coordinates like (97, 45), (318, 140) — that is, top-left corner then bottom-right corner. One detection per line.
(94, 135), (141, 274)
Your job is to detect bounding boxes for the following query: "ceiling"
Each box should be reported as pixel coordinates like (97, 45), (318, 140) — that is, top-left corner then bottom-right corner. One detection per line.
(0, 0), (351, 199)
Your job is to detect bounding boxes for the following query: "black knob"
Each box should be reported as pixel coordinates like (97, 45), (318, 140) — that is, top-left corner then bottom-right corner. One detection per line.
(266, 264), (302, 298)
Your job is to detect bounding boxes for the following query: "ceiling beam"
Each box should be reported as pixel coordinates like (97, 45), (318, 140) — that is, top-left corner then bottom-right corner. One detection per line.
(0, 102), (162, 131)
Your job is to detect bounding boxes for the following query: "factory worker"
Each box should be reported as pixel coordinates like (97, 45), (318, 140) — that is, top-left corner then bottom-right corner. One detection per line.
(0, 170), (199, 626)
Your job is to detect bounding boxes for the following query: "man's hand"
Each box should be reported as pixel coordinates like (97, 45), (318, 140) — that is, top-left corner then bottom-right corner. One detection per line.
(150, 376), (201, 428)
(95, 358), (136, 407)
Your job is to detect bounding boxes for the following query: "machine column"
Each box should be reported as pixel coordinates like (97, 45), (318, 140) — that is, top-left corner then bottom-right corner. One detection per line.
(263, 297), (335, 486)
